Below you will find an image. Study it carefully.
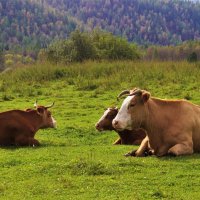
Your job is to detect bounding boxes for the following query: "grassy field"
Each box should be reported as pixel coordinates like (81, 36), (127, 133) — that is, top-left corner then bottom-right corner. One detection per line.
(0, 61), (200, 199)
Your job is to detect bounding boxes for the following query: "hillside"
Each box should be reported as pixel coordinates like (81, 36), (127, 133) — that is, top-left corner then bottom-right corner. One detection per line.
(0, 0), (76, 51)
(1, 0), (200, 51)
(45, 0), (200, 45)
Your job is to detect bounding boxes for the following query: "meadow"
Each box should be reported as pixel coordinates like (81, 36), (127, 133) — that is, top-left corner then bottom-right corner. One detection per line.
(0, 61), (200, 199)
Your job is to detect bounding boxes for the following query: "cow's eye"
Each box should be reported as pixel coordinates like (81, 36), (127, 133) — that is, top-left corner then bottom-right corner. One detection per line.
(129, 104), (135, 108)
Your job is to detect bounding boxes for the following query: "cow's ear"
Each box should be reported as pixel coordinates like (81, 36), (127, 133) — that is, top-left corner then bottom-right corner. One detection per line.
(37, 107), (45, 115)
(142, 92), (150, 103)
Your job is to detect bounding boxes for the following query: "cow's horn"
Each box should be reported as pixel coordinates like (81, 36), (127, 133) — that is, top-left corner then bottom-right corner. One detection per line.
(45, 102), (55, 109)
(129, 89), (142, 96)
(34, 100), (38, 108)
(117, 90), (130, 101)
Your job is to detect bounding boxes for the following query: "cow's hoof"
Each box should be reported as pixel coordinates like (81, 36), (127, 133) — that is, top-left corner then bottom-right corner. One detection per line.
(144, 150), (149, 157)
(124, 150), (136, 157)
(167, 152), (177, 157)
(146, 150), (154, 156)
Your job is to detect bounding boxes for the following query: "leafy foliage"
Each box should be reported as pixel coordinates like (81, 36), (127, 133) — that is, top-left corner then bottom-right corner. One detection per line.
(1, 0), (200, 52)
(45, 30), (141, 63)
(35, 0), (200, 45)
(0, 51), (5, 71)
(187, 52), (198, 63)
(0, 0), (76, 52)
(144, 41), (200, 61)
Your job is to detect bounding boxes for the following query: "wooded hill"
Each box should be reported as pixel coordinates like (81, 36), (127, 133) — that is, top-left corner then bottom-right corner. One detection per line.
(1, 0), (200, 51)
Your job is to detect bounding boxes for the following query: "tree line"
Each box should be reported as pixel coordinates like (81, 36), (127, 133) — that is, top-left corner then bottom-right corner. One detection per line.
(1, 0), (200, 53)
(1, 31), (200, 71)
(42, 0), (200, 45)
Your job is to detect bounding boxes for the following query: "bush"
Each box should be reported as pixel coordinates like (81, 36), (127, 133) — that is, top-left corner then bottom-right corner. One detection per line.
(70, 30), (96, 61)
(45, 30), (141, 63)
(92, 31), (140, 60)
(0, 51), (5, 71)
(187, 52), (198, 62)
(5, 59), (14, 66)
(46, 40), (77, 64)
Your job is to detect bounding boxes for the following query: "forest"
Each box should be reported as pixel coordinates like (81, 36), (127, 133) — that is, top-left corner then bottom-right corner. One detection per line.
(1, 0), (200, 53)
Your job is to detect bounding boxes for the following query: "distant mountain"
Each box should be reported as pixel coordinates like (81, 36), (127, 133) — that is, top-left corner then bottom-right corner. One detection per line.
(1, 0), (200, 52)
(0, 0), (76, 51)
(46, 0), (200, 45)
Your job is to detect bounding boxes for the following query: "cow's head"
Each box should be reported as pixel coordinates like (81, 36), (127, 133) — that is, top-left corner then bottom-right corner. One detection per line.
(112, 88), (150, 131)
(95, 107), (118, 131)
(34, 101), (57, 129)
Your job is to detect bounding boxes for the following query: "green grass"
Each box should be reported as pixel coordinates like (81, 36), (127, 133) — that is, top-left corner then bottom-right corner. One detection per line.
(0, 61), (200, 199)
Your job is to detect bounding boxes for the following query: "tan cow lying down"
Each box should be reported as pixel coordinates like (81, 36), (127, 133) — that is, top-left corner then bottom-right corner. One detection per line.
(0, 102), (56, 146)
(95, 107), (146, 145)
(112, 88), (200, 157)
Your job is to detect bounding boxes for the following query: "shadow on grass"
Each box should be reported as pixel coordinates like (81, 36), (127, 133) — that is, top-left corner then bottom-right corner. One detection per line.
(159, 153), (200, 161)
(0, 142), (68, 150)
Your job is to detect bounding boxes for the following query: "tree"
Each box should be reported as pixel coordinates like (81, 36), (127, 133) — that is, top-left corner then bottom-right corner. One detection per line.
(187, 52), (198, 62)
(70, 30), (96, 62)
(0, 50), (5, 71)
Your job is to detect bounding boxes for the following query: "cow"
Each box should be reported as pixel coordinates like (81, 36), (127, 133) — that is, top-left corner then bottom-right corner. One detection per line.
(0, 101), (56, 146)
(112, 88), (200, 157)
(95, 107), (146, 145)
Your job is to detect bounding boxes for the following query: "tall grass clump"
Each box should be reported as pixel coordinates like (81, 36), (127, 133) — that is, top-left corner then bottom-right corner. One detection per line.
(1, 60), (200, 100)
(67, 158), (114, 176)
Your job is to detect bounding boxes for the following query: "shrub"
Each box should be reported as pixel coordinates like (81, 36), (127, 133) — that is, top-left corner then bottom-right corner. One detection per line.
(70, 30), (96, 62)
(0, 50), (5, 71)
(5, 59), (14, 67)
(92, 31), (140, 60)
(46, 40), (77, 64)
(45, 30), (141, 63)
(187, 52), (198, 62)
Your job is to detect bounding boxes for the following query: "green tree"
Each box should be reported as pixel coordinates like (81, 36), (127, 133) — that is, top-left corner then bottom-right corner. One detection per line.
(0, 50), (5, 71)
(70, 30), (96, 62)
(45, 30), (141, 63)
(46, 39), (77, 64)
(187, 52), (198, 62)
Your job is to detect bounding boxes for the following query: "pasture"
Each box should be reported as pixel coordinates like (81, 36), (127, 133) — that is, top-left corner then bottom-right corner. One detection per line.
(0, 61), (200, 199)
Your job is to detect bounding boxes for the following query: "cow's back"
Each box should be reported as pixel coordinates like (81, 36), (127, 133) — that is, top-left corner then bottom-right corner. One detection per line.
(0, 110), (30, 145)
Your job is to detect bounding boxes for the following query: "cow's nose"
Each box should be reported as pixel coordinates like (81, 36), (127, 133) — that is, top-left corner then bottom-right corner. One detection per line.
(95, 123), (100, 129)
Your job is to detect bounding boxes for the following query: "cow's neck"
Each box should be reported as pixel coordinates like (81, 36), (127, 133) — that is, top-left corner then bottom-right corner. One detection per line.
(26, 111), (44, 133)
(142, 98), (173, 149)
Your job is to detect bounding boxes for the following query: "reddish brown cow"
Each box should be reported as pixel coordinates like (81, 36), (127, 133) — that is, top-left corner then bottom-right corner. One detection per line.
(0, 102), (56, 146)
(95, 107), (146, 145)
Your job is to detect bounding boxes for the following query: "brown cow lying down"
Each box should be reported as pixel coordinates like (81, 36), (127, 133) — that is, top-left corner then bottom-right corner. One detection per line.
(0, 101), (56, 146)
(113, 88), (200, 157)
(95, 107), (146, 145)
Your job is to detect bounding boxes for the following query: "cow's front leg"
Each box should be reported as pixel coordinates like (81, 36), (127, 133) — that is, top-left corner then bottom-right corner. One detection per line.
(125, 136), (149, 157)
(168, 142), (193, 156)
(28, 138), (40, 147)
(15, 136), (40, 147)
